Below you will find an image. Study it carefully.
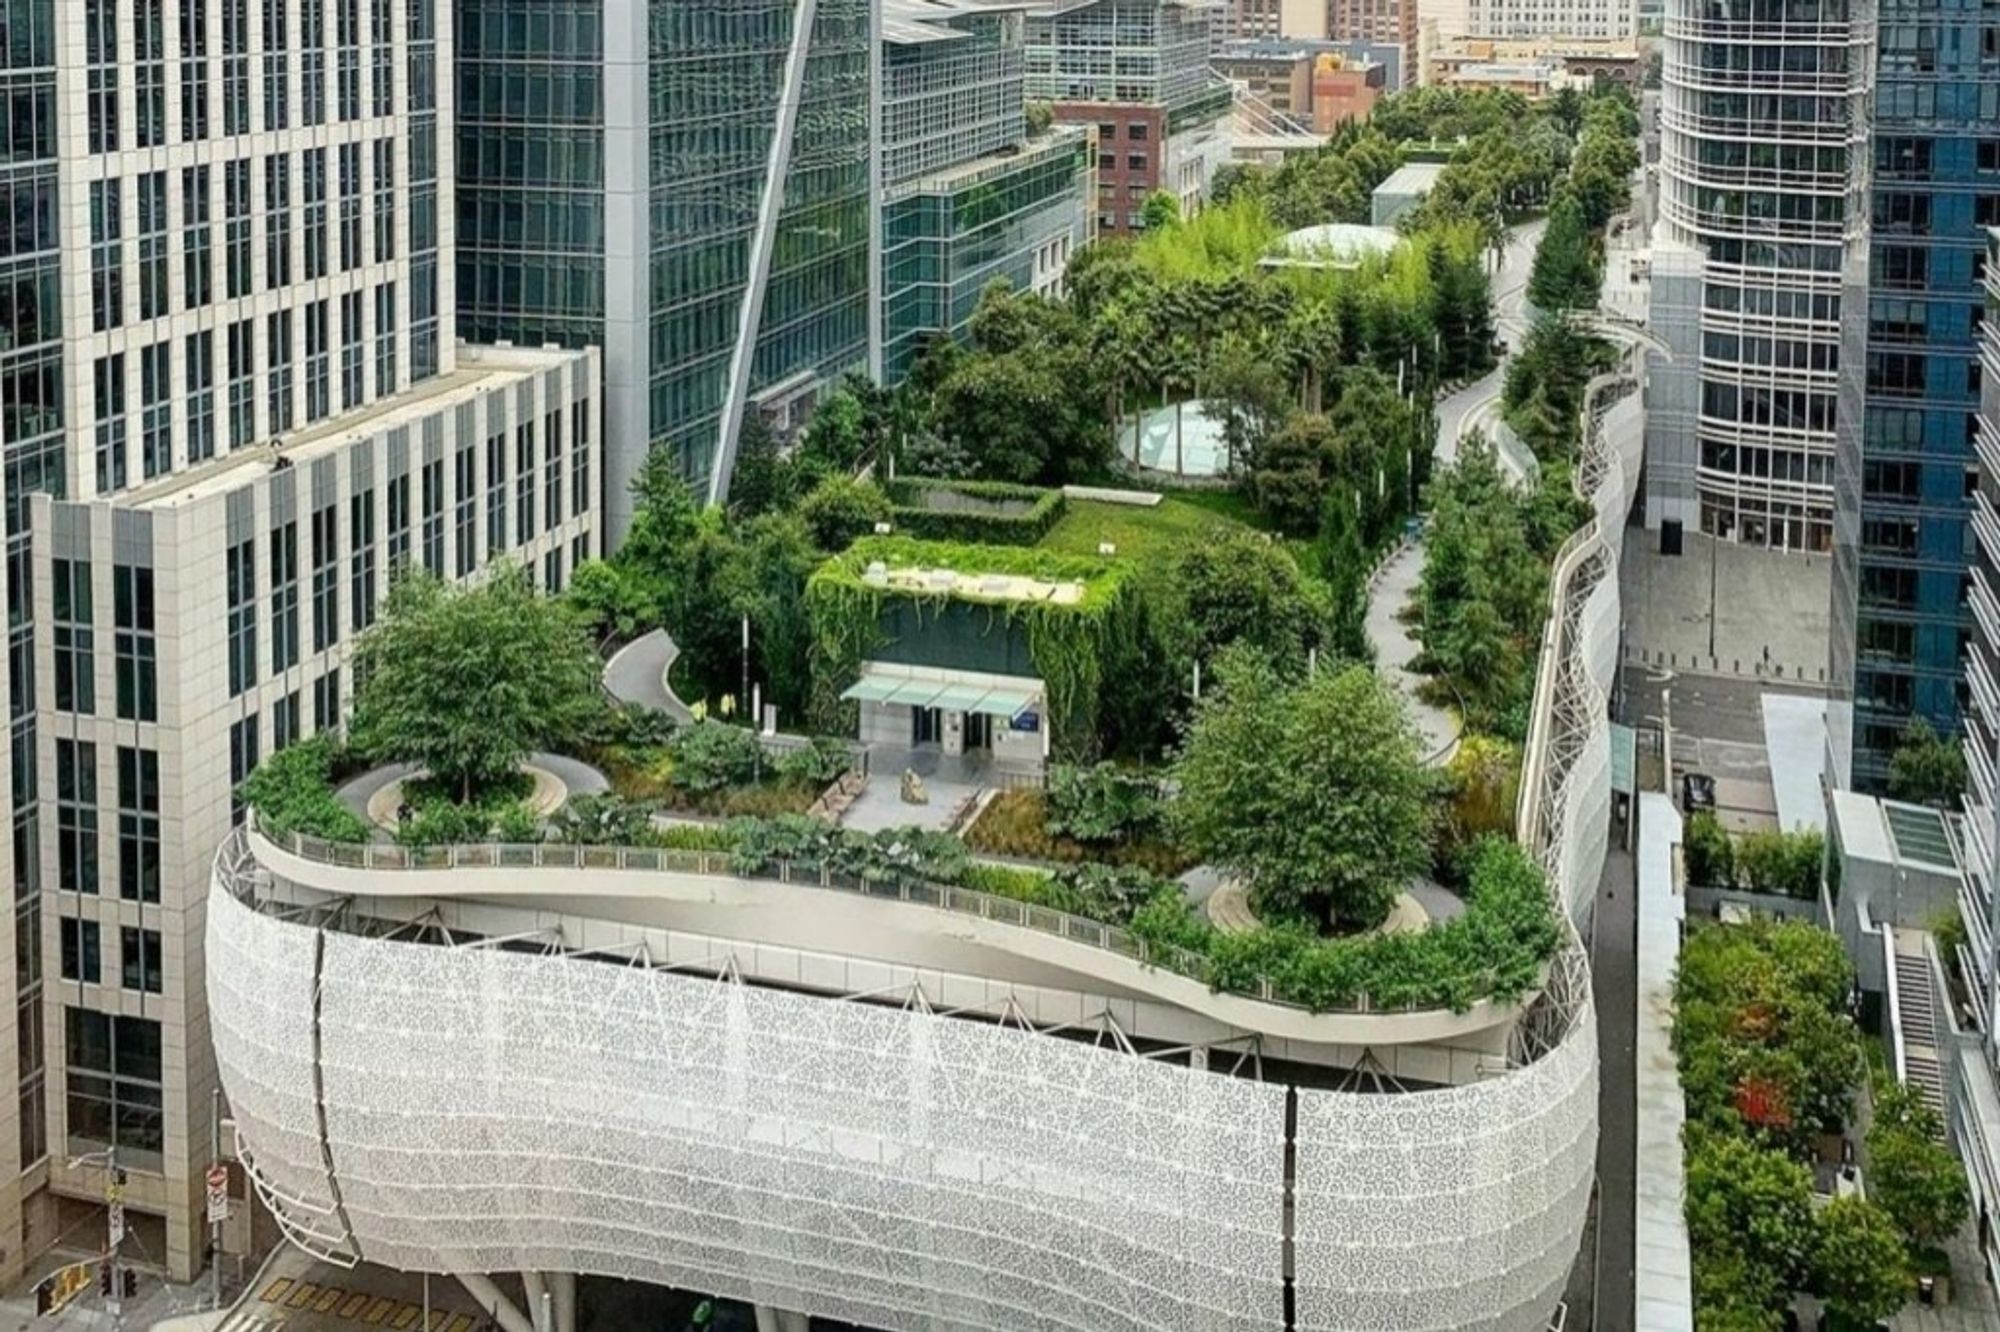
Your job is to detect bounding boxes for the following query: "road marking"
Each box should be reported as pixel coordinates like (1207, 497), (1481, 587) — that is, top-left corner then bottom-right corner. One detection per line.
(287, 1282), (321, 1309)
(340, 1292), (371, 1318)
(314, 1287), (345, 1313)
(392, 1305), (421, 1329)
(261, 1278), (295, 1303)
(444, 1315), (474, 1332)
(364, 1296), (397, 1324)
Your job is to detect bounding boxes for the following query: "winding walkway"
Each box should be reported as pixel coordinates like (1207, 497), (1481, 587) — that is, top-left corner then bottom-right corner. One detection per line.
(604, 628), (695, 723)
(1365, 215), (1548, 770)
(333, 753), (611, 834)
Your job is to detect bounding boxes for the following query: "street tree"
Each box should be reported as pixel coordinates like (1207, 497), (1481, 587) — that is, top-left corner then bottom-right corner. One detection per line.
(1866, 1080), (1972, 1252)
(1811, 1196), (1915, 1325)
(1887, 717), (1966, 809)
(350, 565), (603, 801)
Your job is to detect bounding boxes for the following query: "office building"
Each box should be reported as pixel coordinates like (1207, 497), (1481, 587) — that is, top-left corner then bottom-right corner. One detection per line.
(879, 0), (1092, 383)
(0, 0), (601, 1288)
(1215, 41), (1388, 130)
(1329, 0), (1420, 89)
(454, 0), (873, 530)
(1464, 0), (1635, 40)
(1642, 0), (1871, 554)
(1023, 0), (1234, 235)
(1827, 0), (2000, 791)
(1223, 0), (1331, 39)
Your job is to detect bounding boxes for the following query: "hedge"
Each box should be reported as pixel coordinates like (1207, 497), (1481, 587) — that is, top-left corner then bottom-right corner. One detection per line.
(883, 478), (1067, 546)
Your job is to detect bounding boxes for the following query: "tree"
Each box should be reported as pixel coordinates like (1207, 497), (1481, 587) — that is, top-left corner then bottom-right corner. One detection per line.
(794, 475), (891, 552)
(1162, 527), (1326, 672)
(349, 565), (603, 800)
(1527, 191), (1599, 311)
(1171, 649), (1432, 931)
(1247, 411), (1340, 536)
(565, 558), (659, 643)
(1812, 1197), (1914, 1325)
(1684, 1130), (1816, 1305)
(1887, 717), (1965, 809)
(727, 414), (795, 520)
(1139, 189), (1181, 232)
(1683, 810), (1735, 888)
(1866, 1080), (1972, 1252)
(1025, 100), (1053, 136)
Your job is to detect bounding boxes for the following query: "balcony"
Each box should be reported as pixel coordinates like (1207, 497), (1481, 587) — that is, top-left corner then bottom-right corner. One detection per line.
(1970, 644), (2000, 730)
(1973, 490), (2000, 567)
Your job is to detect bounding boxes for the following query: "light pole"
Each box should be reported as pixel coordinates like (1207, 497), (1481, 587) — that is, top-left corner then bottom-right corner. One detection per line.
(69, 1145), (125, 1331)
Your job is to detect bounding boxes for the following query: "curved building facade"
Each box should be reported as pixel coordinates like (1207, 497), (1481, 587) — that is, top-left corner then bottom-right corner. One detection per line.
(208, 826), (1596, 1332)
(1649, 0), (1872, 551)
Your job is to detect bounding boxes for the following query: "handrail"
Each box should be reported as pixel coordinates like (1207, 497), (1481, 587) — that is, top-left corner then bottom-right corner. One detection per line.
(239, 819), (1540, 1022)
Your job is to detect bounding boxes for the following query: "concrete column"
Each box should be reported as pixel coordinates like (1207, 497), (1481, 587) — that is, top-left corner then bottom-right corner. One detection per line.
(552, 1272), (577, 1332)
(777, 1311), (810, 1332)
(521, 1272), (550, 1332)
(755, 1307), (782, 1332)
(457, 1272), (536, 1332)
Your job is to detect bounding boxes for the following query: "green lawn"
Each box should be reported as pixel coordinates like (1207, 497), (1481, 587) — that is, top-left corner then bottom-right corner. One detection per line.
(1040, 493), (1325, 582)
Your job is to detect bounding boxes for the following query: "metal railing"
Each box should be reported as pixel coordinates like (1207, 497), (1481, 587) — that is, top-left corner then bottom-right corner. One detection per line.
(245, 820), (1510, 1020)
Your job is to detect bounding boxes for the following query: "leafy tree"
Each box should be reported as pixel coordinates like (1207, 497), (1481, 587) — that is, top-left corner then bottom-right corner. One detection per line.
(1811, 1196), (1914, 1324)
(1171, 648), (1432, 931)
(1045, 762), (1161, 844)
(620, 448), (702, 592)
(797, 387), (868, 471)
(1439, 735), (1520, 868)
(1735, 828), (1823, 899)
(1685, 1130), (1816, 1306)
(565, 558), (660, 643)
(794, 475), (892, 552)
(1527, 191), (1600, 311)
(667, 720), (765, 793)
(1162, 526), (1327, 673)
(236, 736), (373, 843)
(1139, 189), (1182, 232)
(1887, 717), (1966, 809)
(727, 414), (795, 519)
(732, 513), (821, 720)
(1683, 810), (1735, 888)
(1024, 100), (1053, 136)
(1866, 1080), (1972, 1252)
(1248, 411), (1342, 536)
(350, 566), (603, 800)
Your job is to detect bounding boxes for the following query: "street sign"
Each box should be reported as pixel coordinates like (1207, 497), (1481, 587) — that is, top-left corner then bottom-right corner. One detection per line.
(206, 1163), (229, 1222)
(32, 1260), (92, 1316)
(107, 1200), (125, 1246)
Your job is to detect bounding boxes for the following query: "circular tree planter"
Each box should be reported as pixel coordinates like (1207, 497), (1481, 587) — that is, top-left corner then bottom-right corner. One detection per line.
(357, 754), (605, 832)
(1205, 879), (1432, 936)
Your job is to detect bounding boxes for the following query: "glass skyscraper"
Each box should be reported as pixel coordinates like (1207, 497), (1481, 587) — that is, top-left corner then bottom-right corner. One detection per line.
(1829, 0), (2000, 789)
(453, 0), (873, 539)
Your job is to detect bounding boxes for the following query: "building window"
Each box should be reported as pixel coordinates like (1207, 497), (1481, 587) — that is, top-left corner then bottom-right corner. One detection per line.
(90, 180), (123, 333)
(387, 472), (411, 575)
(226, 535), (257, 697)
(137, 172), (169, 322)
(262, 0), (291, 131)
(223, 0), (250, 135)
(370, 0), (392, 115)
(139, 342), (170, 480)
(454, 439), (476, 577)
(120, 929), (162, 995)
(543, 410), (563, 533)
(272, 691), (300, 751)
(311, 504), (339, 653)
(55, 741), (99, 896)
(313, 669), (340, 733)
(338, 143), (363, 273)
(485, 429), (509, 555)
(85, 0), (118, 153)
(337, 0), (360, 121)
(114, 565), (157, 723)
(64, 1008), (163, 1156)
(304, 299), (330, 423)
(225, 159), (253, 300)
(340, 290), (365, 411)
(543, 547), (563, 594)
(227, 318), (256, 450)
(267, 308), (294, 433)
(421, 457), (444, 576)
(301, 0), (326, 125)
(270, 519), (300, 675)
(93, 354), (127, 495)
(51, 559), (94, 716)
(229, 715), (258, 825)
(265, 153), (293, 290)
(59, 920), (100, 985)
(374, 282), (397, 397)
(187, 329), (216, 464)
(349, 487), (378, 631)
(115, 747), (160, 905)
(372, 139), (395, 265)
(572, 399), (591, 522)
(303, 148), (328, 282)
(515, 419), (536, 539)
(181, 0), (210, 141)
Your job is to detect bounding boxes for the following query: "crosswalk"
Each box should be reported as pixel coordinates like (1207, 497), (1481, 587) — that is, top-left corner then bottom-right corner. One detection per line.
(235, 1276), (480, 1331)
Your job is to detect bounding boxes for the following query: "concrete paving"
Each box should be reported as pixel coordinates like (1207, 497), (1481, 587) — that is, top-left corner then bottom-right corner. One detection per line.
(1620, 526), (1831, 686)
(1589, 814), (1640, 1332)
(603, 628), (693, 724)
(1364, 539), (1461, 766)
(332, 753), (610, 835)
(838, 749), (984, 834)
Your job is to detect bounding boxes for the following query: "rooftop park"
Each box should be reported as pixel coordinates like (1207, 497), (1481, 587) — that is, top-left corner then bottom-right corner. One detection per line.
(1675, 918), (1971, 1329)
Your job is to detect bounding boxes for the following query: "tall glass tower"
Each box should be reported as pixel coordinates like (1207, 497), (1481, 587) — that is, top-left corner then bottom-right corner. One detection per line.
(1645, 0), (1873, 554)
(454, 0), (875, 541)
(1828, 0), (2000, 790)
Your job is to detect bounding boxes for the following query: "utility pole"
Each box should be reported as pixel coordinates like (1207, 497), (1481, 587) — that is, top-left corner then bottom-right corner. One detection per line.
(106, 1147), (126, 1332)
(209, 1086), (225, 1309)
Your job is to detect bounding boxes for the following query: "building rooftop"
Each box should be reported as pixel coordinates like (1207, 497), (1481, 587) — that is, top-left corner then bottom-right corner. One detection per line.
(1266, 223), (1402, 266)
(1372, 160), (1448, 197)
(119, 344), (585, 510)
(882, 0), (1029, 44)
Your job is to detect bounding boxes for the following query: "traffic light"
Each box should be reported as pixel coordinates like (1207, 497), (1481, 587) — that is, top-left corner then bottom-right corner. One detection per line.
(99, 1264), (112, 1296)
(121, 1269), (137, 1298)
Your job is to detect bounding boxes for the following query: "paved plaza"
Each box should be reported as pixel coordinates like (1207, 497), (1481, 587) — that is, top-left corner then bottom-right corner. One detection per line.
(1620, 527), (1831, 685)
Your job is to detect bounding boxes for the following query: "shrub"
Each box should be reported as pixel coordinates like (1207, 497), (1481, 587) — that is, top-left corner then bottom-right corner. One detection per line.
(1684, 810), (1734, 888)
(776, 736), (855, 788)
(667, 721), (765, 793)
(1736, 829), (1823, 900)
(882, 478), (1068, 545)
(1045, 762), (1161, 843)
(491, 803), (543, 844)
(1866, 1080), (1971, 1252)
(550, 793), (655, 846)
(795, 475), (893, 551)
(237, 737), (374, 844)
(393, 800), (494, 849)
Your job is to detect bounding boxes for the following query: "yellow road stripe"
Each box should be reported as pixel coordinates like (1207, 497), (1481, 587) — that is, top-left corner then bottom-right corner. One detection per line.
(287, 1283), (321, 1309)
(391, 1305), (420, 1329)
(314, 1288), (345, 1313)
(261, 1277), (294, 1303)
(339, 1292), (371, 1318)
(444, 1315), (474, 1332)
(363, 1297), (396, 1324)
